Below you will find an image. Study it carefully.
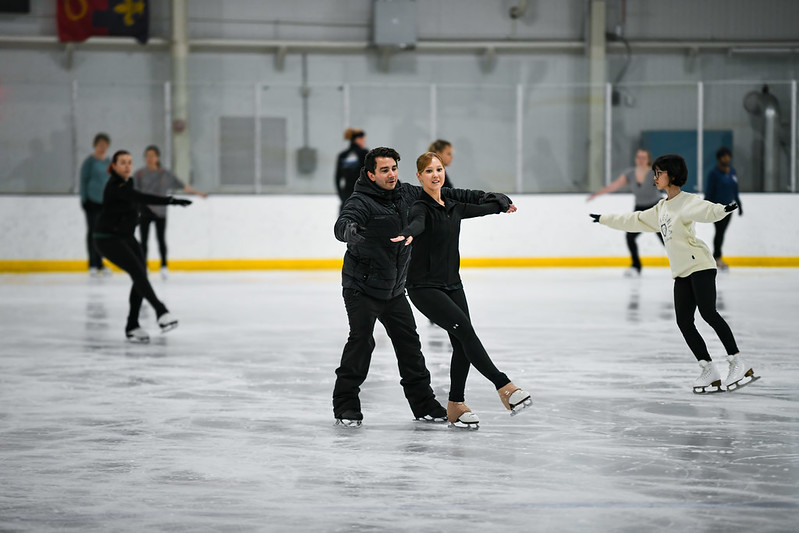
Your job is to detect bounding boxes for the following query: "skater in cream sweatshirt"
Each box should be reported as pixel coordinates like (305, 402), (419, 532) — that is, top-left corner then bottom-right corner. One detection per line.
(590, 153), (759, 394)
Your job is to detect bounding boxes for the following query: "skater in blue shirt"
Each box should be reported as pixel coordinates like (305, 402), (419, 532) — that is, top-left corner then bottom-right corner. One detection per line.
(80, 133), (112, 277)
(705, 147), (743, 270)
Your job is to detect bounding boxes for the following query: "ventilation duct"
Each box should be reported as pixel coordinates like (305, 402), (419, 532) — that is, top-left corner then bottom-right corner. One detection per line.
(744, 85), (781, 192)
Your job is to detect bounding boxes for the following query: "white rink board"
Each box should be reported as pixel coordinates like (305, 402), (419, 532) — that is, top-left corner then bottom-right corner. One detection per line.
(0, 193), (797, 261)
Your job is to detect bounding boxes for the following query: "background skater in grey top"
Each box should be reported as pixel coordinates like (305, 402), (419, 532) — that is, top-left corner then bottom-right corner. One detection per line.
(588, 148), (665, 276)
(133, 145), (207, 279)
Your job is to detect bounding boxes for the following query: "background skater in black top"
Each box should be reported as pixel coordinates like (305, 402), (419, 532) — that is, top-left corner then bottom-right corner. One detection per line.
(391, 152), (531, 429)
(333, 147), (491, 427)
(335, 128), (368, 212)
(93, 151), (192, 343)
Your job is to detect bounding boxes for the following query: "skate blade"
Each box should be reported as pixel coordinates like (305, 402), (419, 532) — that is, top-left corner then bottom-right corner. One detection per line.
(726, 371), (761, 392)
(126, 337), (150, 344)
(693, 384), (724, 394)
(159, 321), (178, 334)
(449, 421), (479, 430)
(335, 419), (362, 428)
(693, 378), (724, 394)
(510, 397), (533, 416)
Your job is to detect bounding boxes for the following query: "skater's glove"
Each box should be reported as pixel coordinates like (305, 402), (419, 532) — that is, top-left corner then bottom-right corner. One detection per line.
(724, 201), (738, 213)
(169, 197), (192, 206)
(481, 192), (513, 212)
(343, 221), (365, 245)
(589, 213), (601, 223)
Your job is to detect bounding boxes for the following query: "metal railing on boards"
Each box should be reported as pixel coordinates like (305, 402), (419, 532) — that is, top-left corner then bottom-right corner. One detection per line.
(0, 79), (796, 194)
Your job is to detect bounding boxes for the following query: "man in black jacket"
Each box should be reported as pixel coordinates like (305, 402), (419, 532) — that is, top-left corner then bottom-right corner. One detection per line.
(332, 147), (489, 426)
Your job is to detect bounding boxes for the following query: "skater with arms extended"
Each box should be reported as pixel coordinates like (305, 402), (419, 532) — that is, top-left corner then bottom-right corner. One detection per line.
(590, 153), (758, 393)
(587, 148), (664, 277)
(133, 145), (207, 279)
(391, 152), (532, 429)
(333, 147), (495, 427)
(93, 150), (192, 342)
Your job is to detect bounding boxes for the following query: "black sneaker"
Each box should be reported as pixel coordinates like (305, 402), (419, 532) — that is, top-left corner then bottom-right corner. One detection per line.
(414, 404), (447, 423)
(335, 409), (363, 427)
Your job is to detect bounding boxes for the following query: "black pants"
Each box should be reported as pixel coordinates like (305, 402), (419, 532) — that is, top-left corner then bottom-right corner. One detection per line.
(673, 269), (739, 361)
(408, 287), (510, 402)
(333, 289), (439, 418)
(94, 235), (168, 331)
(83, 201), (105, 269)
(140, 209), (168, 268)
(713, 216), (732, 260)
(627, 203), (665, 271)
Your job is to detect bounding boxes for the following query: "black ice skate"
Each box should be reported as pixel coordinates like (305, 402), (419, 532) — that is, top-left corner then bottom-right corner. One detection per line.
(414, 404), (447, 423)
(335, 409), (363, 428)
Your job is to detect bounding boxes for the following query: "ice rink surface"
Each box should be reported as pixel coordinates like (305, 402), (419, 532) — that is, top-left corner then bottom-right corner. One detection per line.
(1, 268), (797, 532)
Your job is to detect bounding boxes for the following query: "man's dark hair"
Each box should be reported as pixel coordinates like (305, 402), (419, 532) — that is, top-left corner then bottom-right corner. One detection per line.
(716, 146), (731, 160)
(93, 132), (110, 146)
(364, 147), (400, 174)
(652, 153), (688, 187)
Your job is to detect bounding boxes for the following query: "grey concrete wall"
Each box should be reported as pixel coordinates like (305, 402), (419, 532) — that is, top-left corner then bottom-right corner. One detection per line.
(1, 0), (797, 194)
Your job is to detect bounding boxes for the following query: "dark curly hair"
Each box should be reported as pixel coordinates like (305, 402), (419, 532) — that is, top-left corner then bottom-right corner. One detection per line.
(364, 147), (401, 174)
(652, 153), (688, 187)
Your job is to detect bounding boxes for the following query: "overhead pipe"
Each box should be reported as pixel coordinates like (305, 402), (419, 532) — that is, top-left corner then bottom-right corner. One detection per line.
(3, 35), (798, 54)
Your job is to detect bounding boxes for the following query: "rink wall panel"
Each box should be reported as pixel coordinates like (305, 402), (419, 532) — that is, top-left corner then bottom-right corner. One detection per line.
(0, 193), (797, 271)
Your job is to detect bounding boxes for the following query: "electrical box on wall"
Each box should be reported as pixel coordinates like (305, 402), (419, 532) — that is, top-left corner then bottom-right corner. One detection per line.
(373, 0), (416, 48)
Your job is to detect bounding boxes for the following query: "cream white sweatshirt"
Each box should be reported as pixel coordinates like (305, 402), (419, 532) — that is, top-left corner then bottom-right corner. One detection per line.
(599, 191), (731, 279)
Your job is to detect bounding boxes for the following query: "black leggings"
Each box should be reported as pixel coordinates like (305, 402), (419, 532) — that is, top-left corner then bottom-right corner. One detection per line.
(83, 201), (105, 269)
(713, 215), (732, 260)
(139, 209), (168, 267)
(627, 203), (665, 271)
(408, 287), (510, 402)
(94, 235), (168, 331)
(673, 269), (738, 361)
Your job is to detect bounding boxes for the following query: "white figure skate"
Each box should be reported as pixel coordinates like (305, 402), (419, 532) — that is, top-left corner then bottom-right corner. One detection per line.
(157, 312), (178, 333)
(447, 401), (479, 430)
(723, 354), (760, 392)
(125, 327), (150, 343)
(498, 383), (533, 416)
(693, 360), (724, 394)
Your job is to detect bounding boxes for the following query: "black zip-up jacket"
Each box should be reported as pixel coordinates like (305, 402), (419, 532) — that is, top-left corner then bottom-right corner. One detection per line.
(401, 191), (506, 290)
(96, 171), (173, 237)
(334, 168), (492, 300)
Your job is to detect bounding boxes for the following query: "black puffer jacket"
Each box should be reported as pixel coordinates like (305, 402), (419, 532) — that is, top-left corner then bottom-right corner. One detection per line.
(334, 168), (489, 300)
(96, 171), (173, 237)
